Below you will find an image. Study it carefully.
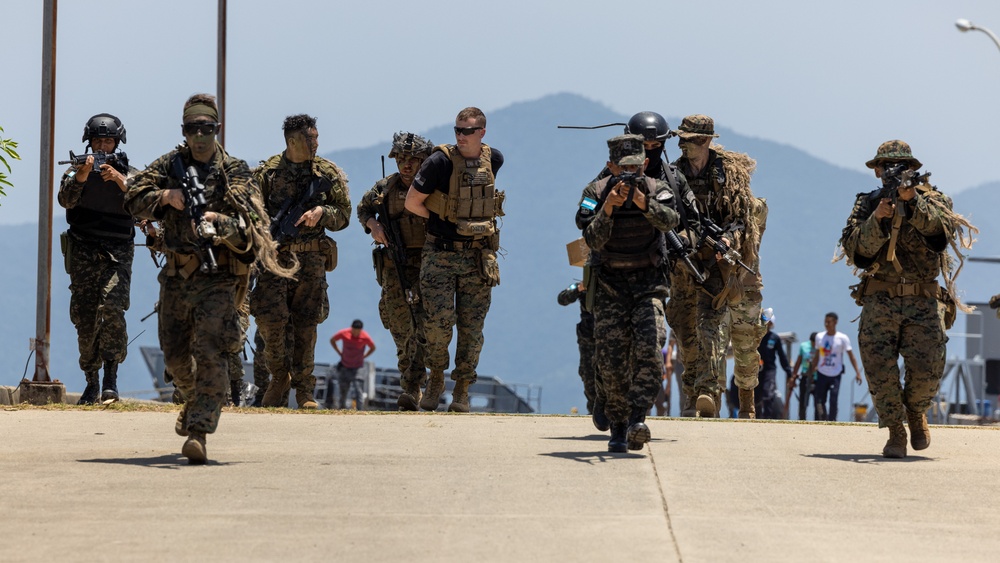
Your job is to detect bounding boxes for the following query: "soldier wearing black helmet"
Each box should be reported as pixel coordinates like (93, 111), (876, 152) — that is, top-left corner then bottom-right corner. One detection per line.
(357, 131), (433, 411)
(57, 113), (137, 405)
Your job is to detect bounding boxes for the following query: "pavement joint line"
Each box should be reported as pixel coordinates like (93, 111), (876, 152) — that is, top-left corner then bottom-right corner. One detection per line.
(648, 443), (684, 563)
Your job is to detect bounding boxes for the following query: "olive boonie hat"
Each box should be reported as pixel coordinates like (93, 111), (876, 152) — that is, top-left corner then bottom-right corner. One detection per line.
(388, 131), (433, 159)
(672, 114), (720, 139)
(865, 139), (922, 170)
(608, 134), (646, 166)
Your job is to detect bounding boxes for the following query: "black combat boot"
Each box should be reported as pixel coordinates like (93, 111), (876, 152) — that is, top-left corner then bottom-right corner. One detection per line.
(592, 401), (610, 432)
(101, 362), (119, 402)
(626, 407), (651, 451)
(78, 372), (100, 405)
(608, 423), (628, 453)
(230, 381), (243, 407)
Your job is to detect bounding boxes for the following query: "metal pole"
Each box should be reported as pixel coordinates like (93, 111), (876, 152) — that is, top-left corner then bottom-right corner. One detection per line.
(34, 0), (57, 382)
(217, 0), (227, 148)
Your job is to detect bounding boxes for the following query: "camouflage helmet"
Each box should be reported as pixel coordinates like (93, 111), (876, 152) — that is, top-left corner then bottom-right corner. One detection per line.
(672, 114), (719, 139)
(388, 131), (433, 159)
(82, 113), (126, 145)
(608, 134), (646, 166)
(626, 111), (671, 142)
(865, 140), (922, 170)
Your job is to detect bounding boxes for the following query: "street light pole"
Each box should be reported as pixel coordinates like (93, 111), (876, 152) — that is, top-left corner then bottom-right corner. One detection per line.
(956, 18), (1000, 54)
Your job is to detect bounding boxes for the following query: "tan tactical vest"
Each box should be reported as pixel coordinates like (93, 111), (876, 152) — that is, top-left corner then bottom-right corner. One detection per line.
(381, 175), (427, 248)
(424, 144), (504, 239)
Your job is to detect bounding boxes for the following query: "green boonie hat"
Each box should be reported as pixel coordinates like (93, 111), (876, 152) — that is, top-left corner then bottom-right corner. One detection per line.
(865, 140), (922, 170)
(672, 114), (720, 139)
(388, 131), (433, 159)
(608, 134), (646, 166)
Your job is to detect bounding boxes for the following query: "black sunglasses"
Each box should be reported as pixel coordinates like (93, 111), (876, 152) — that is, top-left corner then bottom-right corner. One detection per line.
(183, 122), (220, 136)
(454, 126), (483, 136)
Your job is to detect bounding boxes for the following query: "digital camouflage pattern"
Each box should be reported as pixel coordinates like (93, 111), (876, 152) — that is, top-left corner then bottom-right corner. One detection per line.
(358, 173), (428, 390)
(671, 114), (720, 138)
(63, 235), (133, 373)
(420, 246), (491, 382)
(252, 153), (350, 401)
(865, 139), (922, 170)
(125, 142), (259, 434)
(575, 172), (679, 426)
(557, 284), (596, 413)
(840, 180), (958, 428)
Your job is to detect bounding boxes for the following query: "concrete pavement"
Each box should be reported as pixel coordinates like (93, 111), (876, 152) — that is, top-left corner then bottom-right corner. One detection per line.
(1, 408), (998, 562)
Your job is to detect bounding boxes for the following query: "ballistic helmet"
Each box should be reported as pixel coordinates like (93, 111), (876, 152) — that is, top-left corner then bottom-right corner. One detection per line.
(388, 131), (433, 160)
(82, 113), (126, 146)
(626, 111), (670, 142)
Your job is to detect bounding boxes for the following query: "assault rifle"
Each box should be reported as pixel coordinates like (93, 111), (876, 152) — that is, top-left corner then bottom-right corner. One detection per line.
(270, 175), (333, 245)
(58, 150), (129, 173)
(171, 157), (218, 273)
(609, 171), (644, 209)
(664, 229), (706, 284)
(871, 163), (931, 270)
(698, 216), (756, 276)
(378, 156), (418, 304)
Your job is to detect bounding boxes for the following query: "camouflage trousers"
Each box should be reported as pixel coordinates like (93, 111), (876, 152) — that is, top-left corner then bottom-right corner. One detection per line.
(251, 251), (329, 396)
(228, 290), (251, 384)
(666, 268), (727, 399)
(593, 267), (668, 426)
(66, 235), (133, 373)
(420, 245), (492, 382)
(252, 328), (275, 391)
(158, 271), (242, 434)
(377, 248), (427, 390)
(724, 283), (765, 391)
(858, 292), (947, 428)
(576, 320), (596, 413)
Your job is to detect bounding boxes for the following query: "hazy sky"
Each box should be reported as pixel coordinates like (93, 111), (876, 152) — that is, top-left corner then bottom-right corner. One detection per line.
(3, 0), (1000, 225)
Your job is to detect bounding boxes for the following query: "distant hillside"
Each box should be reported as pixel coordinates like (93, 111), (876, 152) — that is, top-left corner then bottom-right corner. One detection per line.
(2, 93), (996, 418)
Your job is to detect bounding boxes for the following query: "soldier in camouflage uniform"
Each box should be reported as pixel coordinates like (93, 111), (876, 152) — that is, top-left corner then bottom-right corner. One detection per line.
(357, 132), (433, 411)
(557, 282), (596, 414)
(668, 115), (766, 418)
(405, 107), (504, 413)
(840, 140), (975, 458)
(126, 93), (294, 464)
(575, 135), (681, 453)
(252, 114), (351, 410)
(58, 113), (137, 405)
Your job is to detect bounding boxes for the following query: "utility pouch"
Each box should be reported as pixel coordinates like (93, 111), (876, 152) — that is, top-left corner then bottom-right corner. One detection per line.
(849, 277), (869, 307)
(372, 247), (386, 286)
(941, 289), (957, 330)
(59, 231), (72, 274)
(583, 263), (596, 312)
(320, 237), (338, 272)
(479, 248), (500, 287)
(455, 219), (495, 238)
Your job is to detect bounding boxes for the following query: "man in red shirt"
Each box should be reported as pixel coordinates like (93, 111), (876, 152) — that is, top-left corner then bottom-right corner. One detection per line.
(329, 319), (376, 408)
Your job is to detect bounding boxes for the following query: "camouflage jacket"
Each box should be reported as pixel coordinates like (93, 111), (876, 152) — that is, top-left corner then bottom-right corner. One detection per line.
(575, 176), (680, 256)
(841, 184), (952, 282)
(124, 143), (259, 260)
(253, 152), (351, 243)
(673, 149), (758, 256)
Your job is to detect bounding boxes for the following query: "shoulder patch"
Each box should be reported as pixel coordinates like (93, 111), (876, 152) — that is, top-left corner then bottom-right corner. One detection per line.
(581, 197), (597, 211)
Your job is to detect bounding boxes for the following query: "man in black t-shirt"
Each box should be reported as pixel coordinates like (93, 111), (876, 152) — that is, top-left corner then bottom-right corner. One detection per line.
(404, 107), (504, 413)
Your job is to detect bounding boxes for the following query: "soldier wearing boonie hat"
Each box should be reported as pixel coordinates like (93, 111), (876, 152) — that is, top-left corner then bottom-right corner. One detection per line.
(575, 134), (682, 454)
(668, 113), (766, 421)
(840, 139), (978, 459)
(357, 131), (434, 411)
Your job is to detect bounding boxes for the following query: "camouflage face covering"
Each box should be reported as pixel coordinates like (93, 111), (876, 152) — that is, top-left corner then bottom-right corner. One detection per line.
(388, 131), (433, 159)
(607, 134), (645, 166)
(865, 140), (922, 170)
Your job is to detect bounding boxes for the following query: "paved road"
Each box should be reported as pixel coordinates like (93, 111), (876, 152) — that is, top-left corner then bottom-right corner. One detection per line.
(2, 408), (998, 562)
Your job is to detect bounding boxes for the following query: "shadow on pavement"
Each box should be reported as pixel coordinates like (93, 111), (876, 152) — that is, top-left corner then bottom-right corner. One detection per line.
(539, 451), (646, 464)
(78, 455), (241, 469)
(803, 453), (934, 463)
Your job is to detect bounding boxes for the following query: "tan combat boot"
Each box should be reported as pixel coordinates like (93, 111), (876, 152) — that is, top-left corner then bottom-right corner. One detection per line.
(397, 380), (421, 412)
(182, 431), (207, 465)
(906, 409), (930, 450)
(738, 388), (756, 419)
(882, 423), (907, 458)
(696, 393), (717, 418)
(296, 390), (318, 410)
(262, 373), (291, 408)
(419, 370), (445, 411)
(448, 380), (471, 413)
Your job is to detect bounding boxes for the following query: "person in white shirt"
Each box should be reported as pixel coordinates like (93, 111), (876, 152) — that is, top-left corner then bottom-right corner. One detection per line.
(807, 312), (862, 420)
